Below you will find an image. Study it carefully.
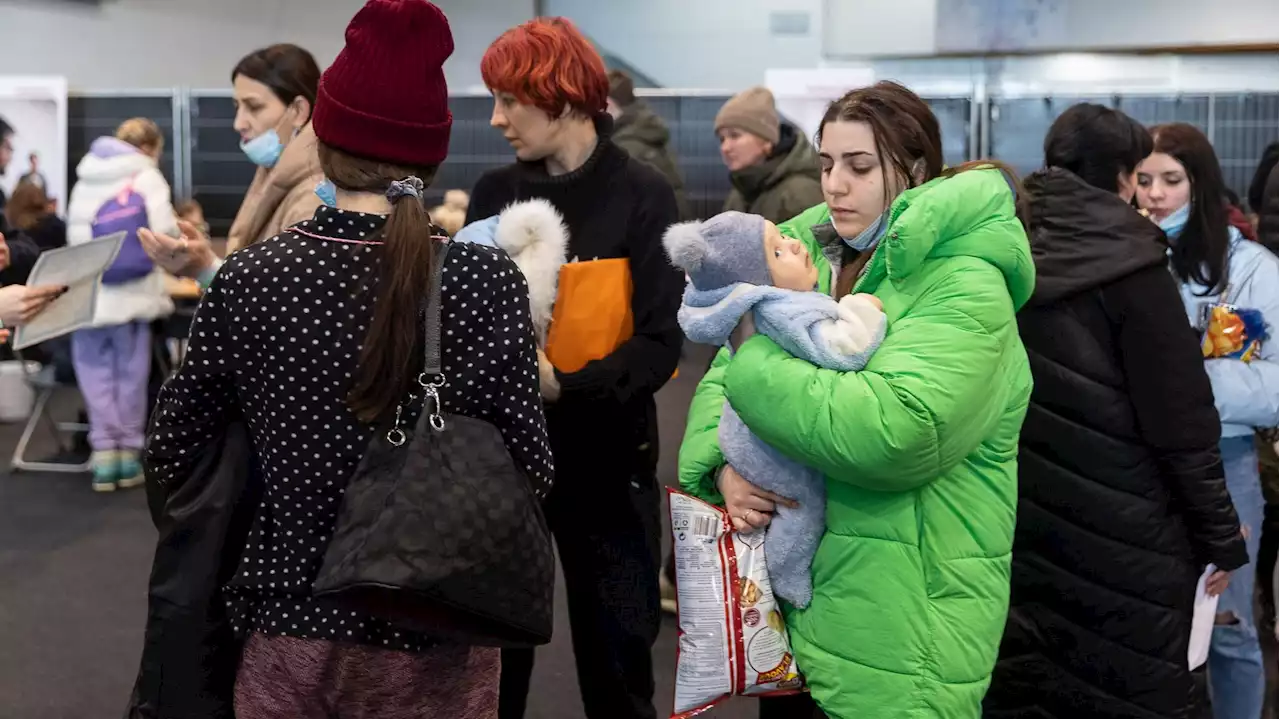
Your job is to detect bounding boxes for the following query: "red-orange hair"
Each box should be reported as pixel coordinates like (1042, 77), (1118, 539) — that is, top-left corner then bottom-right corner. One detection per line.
(481, 17), (608, 118)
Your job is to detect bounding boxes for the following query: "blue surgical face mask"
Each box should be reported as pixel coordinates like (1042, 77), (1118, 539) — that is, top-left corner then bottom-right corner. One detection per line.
(241, 129), (284, 168)
(843, 210), (891, 252)
(315, 179), (337, 208)
(1157, 203), (1191, 240)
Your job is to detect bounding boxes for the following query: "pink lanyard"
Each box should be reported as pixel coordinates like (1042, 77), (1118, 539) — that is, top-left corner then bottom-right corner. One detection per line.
(291, 227), (384, 246)
(291, 227), (450, 246)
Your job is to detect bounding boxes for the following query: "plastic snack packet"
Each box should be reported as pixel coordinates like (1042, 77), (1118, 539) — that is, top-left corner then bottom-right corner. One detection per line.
(668, 489), (804, 718)
(1201, 304), (1268, 361)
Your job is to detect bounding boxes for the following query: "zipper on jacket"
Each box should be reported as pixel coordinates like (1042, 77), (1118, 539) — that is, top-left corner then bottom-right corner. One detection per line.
(851, 230), (892, 295)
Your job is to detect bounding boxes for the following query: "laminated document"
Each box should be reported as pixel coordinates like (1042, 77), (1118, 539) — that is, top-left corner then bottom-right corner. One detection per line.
(13, 233), (124, 349)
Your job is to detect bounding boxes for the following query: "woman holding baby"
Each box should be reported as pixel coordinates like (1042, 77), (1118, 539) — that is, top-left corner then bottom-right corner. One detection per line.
(677, 81), (1034, 719)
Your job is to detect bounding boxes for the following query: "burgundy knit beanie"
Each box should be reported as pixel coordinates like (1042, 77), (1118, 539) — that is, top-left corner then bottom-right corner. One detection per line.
(313, 0), (453, 165)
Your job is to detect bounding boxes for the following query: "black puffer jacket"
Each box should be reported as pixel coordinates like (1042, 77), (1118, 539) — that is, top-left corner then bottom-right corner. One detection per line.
(984, 169), (1248, 719)
(1259, 164), (1278, 256)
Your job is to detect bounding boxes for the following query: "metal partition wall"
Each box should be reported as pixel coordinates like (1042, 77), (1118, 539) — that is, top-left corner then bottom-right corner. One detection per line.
(927, 97), (974, 168)
(65, 92), (179, 202)
(188, 93), (254, 238)
(66, 87), (1278, 234)
(650, 94), (731, 221)
(1208, 93), (1280, 198)
(988, 92), (1280, 200)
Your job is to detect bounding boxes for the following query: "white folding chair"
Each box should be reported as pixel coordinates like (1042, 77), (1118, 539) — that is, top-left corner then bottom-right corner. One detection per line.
(9, 351), (92, 473)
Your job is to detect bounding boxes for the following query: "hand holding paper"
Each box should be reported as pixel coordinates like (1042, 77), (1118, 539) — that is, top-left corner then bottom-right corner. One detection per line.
(1188, 565), (1222, 670)
(12, 232), (125, 349)
(0, 284), (66, 326)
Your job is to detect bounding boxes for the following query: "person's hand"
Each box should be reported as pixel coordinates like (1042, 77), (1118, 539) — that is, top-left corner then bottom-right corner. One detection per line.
(0, 284), (66, 326)
(138, 221), (217, 278)
(0, 233), (10, 272)
(537, 348), (561, 402)
(1205, 569), (1231, 597)
(729, 311), (756, 351)
(0, 328), (9, 344)
(718, 464), (798, 533)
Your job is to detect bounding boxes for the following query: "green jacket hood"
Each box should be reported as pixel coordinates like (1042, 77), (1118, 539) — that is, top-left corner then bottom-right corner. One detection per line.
(886, 167), (1035, 309)
(729, 123), (821, 201)
(613, 103), (670, 149)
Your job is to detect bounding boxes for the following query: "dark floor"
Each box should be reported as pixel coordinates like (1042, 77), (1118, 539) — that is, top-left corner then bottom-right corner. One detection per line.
(0, 342), (760, 719)
(0, 342), (1275, 719)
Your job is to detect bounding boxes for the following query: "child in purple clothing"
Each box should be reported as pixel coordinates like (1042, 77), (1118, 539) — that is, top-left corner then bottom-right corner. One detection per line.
(66, 119), (178, 492)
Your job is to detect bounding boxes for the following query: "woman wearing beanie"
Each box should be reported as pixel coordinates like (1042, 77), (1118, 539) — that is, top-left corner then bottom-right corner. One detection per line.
(679, 81), (1032, 719)
(1137, 124), (1279, 719)
(716, 86), (824, 225)
(146, 2), (553, 717)
(985, 104), (1247, 719)
(466, 16), (683, 719)
(66, 117), (178, 492)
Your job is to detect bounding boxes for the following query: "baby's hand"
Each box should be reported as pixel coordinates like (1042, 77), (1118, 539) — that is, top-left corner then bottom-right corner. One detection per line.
(834, 292), (888, 353)
(850, 293), (882, 311)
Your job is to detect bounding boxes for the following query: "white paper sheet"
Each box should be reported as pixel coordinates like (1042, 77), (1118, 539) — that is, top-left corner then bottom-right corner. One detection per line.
(1188, 565), (1219, 670)
(13, 232), (124, 350)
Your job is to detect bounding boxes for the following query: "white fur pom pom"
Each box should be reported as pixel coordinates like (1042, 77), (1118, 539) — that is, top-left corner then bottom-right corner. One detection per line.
(496, 198), (565, 255)
(494, 198), (569, 343)
(663, 221), (708, 273)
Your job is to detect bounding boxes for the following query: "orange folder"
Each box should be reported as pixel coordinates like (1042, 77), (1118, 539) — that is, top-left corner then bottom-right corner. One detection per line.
(544, 258), (634, 373)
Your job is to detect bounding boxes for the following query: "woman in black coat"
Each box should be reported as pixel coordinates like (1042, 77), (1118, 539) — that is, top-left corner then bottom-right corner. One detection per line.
(984, 104), (1248, 719)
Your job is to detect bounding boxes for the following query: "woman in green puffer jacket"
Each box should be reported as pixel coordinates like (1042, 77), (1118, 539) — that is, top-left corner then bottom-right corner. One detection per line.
(677, 82), (1034, 719)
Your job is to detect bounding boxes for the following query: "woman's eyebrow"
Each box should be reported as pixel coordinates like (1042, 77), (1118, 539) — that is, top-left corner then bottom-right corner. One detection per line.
(818, 150), (874, 160)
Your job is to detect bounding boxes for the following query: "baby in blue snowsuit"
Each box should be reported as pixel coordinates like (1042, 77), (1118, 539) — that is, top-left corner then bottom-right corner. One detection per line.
(664, 211), (886, 608)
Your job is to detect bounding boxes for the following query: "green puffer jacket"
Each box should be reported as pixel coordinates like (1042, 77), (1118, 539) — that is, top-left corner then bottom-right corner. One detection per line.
(678, 168), (1034, 719)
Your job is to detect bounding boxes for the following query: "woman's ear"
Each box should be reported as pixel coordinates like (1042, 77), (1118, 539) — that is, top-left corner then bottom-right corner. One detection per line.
(911, 158), (927, 186)
(292, 96), (313, 128)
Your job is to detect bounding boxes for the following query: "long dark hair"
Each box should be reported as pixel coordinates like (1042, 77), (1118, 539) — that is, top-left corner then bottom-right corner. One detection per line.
(5, 181), (49, 231)
(1044, 103), (1151, 193)
(233, 44), (320, 121)
(818, 81), (1026, 296)
(1150, 123), (1230, 295)
(317, 141), (441, 423)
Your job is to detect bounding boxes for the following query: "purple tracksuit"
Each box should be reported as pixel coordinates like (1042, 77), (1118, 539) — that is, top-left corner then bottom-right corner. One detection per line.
(72, 321), (151, 451)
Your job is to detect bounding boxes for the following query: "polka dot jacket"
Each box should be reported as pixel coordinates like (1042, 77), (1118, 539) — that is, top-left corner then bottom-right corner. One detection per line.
(147, 206), (554, 652)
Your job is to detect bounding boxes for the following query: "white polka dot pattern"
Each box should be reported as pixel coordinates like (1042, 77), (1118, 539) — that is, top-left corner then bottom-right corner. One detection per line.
(146, 206), (554, 652)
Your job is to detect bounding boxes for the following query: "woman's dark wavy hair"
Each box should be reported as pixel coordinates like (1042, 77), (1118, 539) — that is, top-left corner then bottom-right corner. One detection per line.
(1044, 103), (1151, 193)
(232, 44), (320, 121)
(817, 81), (1027, 296)
(1149, 123), (1230, 295)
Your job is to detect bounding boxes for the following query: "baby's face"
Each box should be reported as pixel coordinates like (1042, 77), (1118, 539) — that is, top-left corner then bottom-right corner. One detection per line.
(764, 222), (819, 291)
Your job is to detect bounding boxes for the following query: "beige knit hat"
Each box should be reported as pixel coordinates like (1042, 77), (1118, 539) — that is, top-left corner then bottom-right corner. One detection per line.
(715, 87), (780, 145)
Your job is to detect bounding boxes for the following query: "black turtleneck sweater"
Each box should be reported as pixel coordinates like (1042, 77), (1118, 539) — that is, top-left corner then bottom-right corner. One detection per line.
(466, 118), (683, 476)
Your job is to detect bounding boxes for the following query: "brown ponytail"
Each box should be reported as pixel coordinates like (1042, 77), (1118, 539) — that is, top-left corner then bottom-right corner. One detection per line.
(316, 142), (440, 423)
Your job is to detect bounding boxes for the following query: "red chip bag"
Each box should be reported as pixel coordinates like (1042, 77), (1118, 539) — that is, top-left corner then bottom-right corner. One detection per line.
(668, 489), (805, 718)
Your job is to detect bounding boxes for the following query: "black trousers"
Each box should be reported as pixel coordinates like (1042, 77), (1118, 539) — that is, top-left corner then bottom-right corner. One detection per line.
(758, 693), (827, 719)
(499, 453), (663, 719)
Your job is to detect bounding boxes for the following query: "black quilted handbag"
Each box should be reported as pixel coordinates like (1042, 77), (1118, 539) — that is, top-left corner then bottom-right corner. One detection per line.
(312, 242), (554, 648)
